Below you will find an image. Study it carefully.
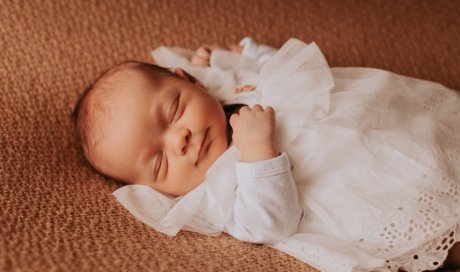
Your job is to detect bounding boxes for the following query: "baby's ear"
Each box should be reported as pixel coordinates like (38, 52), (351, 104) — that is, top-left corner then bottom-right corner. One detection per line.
(173, 68), (205, 89)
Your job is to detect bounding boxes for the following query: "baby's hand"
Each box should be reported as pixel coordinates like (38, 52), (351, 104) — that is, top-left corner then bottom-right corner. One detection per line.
(191, 44), (243, 67)
(229, 104), (278, 162)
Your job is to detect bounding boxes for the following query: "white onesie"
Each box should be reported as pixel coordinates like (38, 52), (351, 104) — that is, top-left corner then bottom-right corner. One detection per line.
(114, 38), (460, 272)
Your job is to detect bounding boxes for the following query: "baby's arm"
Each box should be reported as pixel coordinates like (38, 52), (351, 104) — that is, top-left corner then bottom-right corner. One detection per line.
(225, 105), (302, 244)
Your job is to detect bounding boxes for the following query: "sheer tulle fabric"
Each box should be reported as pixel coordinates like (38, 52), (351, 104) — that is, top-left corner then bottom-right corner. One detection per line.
(114, 39), (460, 271)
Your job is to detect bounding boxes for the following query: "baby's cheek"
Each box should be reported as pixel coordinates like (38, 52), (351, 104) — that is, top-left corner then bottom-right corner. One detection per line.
(170, 161), (205, 189)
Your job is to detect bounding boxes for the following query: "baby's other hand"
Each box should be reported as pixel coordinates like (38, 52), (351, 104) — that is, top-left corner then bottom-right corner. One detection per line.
(191, 44), (243, 67)
(229, 104), (278, 162)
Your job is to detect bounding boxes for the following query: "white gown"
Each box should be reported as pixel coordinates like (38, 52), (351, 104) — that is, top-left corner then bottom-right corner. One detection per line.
(114, 39), (460, 271)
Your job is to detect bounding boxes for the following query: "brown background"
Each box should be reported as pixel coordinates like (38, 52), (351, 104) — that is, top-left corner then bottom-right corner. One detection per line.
(1, 0), (459, 271)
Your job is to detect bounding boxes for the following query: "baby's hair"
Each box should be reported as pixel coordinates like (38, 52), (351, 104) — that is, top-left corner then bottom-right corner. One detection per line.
(71, 60), (173, 172)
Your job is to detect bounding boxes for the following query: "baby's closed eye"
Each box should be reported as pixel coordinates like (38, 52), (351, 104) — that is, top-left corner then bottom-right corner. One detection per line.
(169, 94), (180, 123)
(154, 152), (168, 181)
(153, 153), (163, 180)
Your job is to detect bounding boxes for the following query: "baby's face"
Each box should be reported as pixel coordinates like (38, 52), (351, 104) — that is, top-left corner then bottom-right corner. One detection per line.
(96, 69), (228, 196)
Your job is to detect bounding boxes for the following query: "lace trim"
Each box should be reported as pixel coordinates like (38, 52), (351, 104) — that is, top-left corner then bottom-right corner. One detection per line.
(385, 223), (459, 271)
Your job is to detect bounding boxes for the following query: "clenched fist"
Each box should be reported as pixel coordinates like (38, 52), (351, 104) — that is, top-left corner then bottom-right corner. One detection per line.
(229, 104), (279, 162)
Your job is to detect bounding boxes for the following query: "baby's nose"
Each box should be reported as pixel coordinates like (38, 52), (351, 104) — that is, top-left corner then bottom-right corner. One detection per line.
(170, 127), (190, 156)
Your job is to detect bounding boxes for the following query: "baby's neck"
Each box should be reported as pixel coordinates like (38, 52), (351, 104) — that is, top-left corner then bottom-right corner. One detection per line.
(223, 104), (246, 146)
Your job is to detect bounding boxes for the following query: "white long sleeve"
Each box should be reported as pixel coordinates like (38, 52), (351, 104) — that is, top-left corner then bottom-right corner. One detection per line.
(224, 153), (303, 244)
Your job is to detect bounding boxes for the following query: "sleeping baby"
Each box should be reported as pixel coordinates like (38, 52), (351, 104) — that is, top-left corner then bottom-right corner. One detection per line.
(72, 37), (460, 271)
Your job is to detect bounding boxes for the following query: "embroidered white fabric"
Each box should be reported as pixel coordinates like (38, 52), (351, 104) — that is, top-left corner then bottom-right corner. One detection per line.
(385, 223), (459, 271)
(113, 38), (460, 271)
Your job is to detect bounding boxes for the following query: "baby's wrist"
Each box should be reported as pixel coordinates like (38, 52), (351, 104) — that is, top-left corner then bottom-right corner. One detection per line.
(239, 145), (279, 162)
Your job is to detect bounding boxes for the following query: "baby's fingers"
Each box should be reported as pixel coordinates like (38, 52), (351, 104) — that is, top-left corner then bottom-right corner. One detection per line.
(191, 46), (211, 67)
(244, 104), (274, 114)
(250, 104), (263, 112)
(265, 106), (275, 115)
(191, 56), (209, 67)
(196, 46), (211, 58)
(228, 44), (243, 54)
(238, 105), (252, 114)
(229, 113), (239, 128)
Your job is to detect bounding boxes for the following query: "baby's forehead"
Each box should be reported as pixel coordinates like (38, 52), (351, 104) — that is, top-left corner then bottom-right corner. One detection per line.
(90, 65), (178, 114)
(84, 70), (138, 135)
(100, 66), (144, 88)
(92, 68), (145, 100)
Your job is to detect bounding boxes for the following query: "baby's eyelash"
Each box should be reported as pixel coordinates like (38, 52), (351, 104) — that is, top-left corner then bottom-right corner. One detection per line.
(169, 95), (180, 123)
(163, 153), (168, 176)
(154, 153), (162, 179)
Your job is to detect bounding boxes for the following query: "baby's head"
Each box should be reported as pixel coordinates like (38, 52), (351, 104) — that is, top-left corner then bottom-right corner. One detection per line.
(73, 61), (229, 196)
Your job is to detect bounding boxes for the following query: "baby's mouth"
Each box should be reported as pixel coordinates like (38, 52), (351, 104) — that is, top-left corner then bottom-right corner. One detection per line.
(195, 128), (209, 165)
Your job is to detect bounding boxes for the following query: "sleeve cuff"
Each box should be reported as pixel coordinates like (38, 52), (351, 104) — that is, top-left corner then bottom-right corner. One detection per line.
(235, 152), (291, 178)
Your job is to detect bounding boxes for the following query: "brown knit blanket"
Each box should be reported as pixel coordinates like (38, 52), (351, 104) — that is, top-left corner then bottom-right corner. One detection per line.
(1, 0), (459, 271)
